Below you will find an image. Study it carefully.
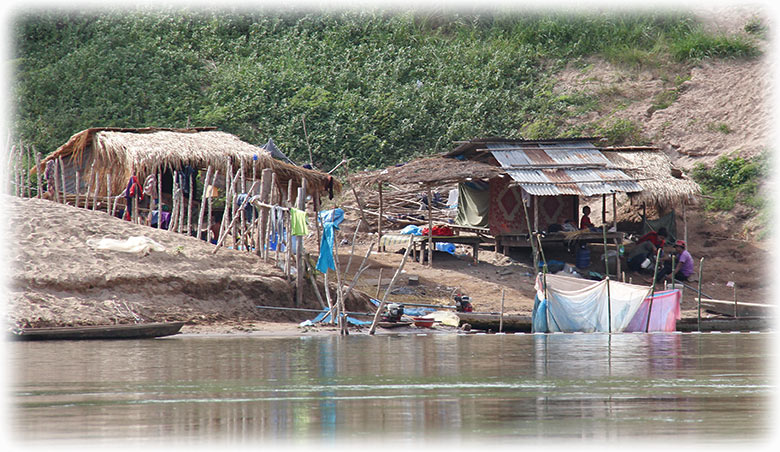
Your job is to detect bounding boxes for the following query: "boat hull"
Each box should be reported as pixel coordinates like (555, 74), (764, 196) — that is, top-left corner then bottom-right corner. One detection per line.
(9, 322), (185, 341)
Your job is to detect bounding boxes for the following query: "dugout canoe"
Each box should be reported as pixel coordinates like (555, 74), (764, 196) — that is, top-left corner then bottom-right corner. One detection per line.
(455, 313), (532, 333)
(9, 321), (185, 341)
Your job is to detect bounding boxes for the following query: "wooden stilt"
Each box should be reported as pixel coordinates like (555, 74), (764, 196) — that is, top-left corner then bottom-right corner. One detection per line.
(197, 166), (213, 240)
(295, 180), (308, 308)
(75, 171), (81, 207)
(427, 184), (434, 267)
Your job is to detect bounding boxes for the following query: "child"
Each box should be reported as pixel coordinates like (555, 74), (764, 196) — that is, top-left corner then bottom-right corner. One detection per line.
(580, 206), (595, 230)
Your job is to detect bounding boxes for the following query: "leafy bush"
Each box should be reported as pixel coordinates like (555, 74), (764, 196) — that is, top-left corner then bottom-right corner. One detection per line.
(691, 152), (768, 212)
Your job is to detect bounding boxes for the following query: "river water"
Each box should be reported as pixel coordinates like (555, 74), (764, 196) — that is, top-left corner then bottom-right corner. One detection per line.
(7, 331), (776, 447)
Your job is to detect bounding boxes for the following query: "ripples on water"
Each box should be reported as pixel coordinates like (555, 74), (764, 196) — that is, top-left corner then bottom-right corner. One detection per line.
(9, 332), (774, 445)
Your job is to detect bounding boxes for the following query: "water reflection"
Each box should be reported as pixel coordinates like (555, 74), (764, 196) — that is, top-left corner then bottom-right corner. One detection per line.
(9, 332), (773, 444)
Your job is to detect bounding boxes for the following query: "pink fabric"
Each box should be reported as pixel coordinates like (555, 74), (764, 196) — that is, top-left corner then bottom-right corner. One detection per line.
(625, 289), (681, 332)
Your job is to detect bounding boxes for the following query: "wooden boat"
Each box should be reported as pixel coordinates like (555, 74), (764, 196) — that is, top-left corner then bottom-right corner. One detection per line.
(455, 312), (532, 333)
(377, 321), (412, 329)
(9, 321), (185, 341)
(700, 299), (775, 318)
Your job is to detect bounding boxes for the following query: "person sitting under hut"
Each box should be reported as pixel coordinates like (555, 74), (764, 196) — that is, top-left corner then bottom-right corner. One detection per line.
(638, 227), (668, 251)
(655, 240), (694, 283)
(627, 228), (668, 271)
(580, 206), (595, 230)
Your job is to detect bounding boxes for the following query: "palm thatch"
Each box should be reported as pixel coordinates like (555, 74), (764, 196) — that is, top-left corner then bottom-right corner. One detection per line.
(349, 156), (503, 187)
(33, 127), (339, 196)
(602, 148), (700, 209)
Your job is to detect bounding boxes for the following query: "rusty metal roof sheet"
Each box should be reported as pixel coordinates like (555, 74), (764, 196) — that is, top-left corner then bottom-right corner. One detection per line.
(491, 141), (643, 196)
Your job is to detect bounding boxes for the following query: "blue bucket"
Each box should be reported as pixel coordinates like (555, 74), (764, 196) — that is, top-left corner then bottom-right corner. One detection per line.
(576, 247), (591, 269)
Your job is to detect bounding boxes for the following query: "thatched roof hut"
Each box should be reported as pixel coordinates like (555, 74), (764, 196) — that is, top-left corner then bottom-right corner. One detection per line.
(33, 127), (339, 197)
(602, 147), (700, 208)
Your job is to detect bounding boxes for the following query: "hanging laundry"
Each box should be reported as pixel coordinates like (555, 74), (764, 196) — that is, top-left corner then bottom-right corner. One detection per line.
(143, 174), (157, 199)
(178, 165), (196, 195)
(123, 175), (143, 221)
(290, 207), (309, 236)
(317, 208), (344, 227)
(316, 222), (338, 274)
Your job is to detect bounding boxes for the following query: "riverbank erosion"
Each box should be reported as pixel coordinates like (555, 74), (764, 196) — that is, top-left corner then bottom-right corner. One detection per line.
(4, 195), (374, 334)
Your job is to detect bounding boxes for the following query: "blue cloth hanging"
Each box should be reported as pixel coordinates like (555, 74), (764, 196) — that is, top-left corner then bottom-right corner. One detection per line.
(316, 222), (338, 273)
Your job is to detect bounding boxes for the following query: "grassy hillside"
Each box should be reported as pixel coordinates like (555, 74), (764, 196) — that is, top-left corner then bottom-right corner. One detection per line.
(11, 7), (760, 170)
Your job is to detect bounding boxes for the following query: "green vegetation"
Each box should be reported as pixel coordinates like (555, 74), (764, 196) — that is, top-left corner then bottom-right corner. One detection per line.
(691, 152), (768, 214)
(11, 8), (762, 170)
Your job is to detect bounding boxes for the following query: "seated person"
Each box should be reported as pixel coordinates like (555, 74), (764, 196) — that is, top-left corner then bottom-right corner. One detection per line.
(580, 206), (594, 230)
(638, 227), (668, 249)
(655, 240), (694, 283)
(627, 240), (657, 271)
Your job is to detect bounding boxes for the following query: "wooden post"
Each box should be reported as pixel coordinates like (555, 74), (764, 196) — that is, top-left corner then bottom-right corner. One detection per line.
(427, 184), (434, 267)
(257, 168), (273, 257)
(212, 181), (260, 253)
(106, 173), (111, 215)
(197, 166), (213, 240)
(295, 179), (307, 308)
(377, 182), (384, 250)
(52, 158), (61, 203)
(697, 257), (704, 332)
(646, 248), (663, 332)
(376, 268), (383, 298)
(59, 158), (68, 205)
(75, 171), (81, 207)
(602, 194), (607, 224)
(285, 179), (293, 279)
(187, 169), (194, 235)
(34, 150), (42, 199)
(345, 219), (362, 275)
(369, 236), (413, 335)
(92, 170), (100, 212)
(157, 169), (163, 228)
(499, 289), (505, 333)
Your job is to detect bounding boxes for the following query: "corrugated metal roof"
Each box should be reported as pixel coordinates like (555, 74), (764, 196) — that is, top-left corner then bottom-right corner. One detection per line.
(493, 141), (643, 195)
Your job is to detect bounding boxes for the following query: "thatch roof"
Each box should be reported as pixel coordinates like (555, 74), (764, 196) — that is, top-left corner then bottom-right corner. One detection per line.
(349, 156), (504, 187)
(33, 127), (339, 196)
(602, 148), (700, 208)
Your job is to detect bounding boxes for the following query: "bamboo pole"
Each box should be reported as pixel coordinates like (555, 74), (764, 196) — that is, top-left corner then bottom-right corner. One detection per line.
(499, 288), (505, 333)
(305, 258), (327, 310)
(331, 228), (348, 335)
(52, 158), (61, 203)
(157, 169), (163, 228)
(376, 268), (383, 298)
(369, 235), (414, 335)
(258, 168), (273, 257)
(92, 170), (100, 212)
(341, 243), (374, 301)
(426, 184), (434, 267)
(106, 174), (111, 215)
(345, 219), (362, 275)
(697, 257), (704, 332)
(212, 181), (260, 253)
(377, 182), (383, 250)
(646, 248), (663, 332)
(208, 170), (217, 239)
(59, 158), (68, 205)
(75, 171), (81, 207)
(285, 179), (293, 280)
(187, 170), (194, 235)
(197, 166), (213, 240)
